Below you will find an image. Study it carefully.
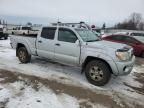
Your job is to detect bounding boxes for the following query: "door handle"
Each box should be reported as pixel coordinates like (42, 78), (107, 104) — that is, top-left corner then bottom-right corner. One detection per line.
(55, 43), (60, 46)
(38, 40), (42, 43)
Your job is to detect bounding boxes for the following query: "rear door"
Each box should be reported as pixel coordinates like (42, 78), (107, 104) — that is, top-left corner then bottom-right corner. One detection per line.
(54, 28), (80, 66)
(36, 27), (57, 59)
(104, 35), (123, 44)
(122, 36), (141, 55)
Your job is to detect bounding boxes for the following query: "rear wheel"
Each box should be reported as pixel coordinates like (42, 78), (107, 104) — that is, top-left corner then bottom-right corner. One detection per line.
(23, 33), (26, 35)
(4, 37), (8, 40)
(17, 47), (31, 63)
(85, 60), (111, 86)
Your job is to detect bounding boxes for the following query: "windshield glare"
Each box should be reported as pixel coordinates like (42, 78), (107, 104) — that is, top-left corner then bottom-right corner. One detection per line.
(76, 29), (99, 42)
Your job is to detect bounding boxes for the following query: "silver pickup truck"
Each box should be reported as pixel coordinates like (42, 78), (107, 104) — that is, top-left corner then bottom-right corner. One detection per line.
(10, 26), (135, 86)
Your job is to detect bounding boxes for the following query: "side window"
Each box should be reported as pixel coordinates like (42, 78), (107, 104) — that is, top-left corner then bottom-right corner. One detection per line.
(109, 35), (122, 41)
(16, 27), (19, 30)
(123, 37), (137, 44)
(41, 27), (56, 40)
(58, 28), (77, 43)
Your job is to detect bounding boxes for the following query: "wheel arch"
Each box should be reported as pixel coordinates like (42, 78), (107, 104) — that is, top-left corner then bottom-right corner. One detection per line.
(82, 56), (113, 74)
(16, 43), (31, 56)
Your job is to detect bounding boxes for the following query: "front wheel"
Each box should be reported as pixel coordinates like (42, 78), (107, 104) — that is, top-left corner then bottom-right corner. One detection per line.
(17, 47), (31, 63)
(85, 60), (111, 86)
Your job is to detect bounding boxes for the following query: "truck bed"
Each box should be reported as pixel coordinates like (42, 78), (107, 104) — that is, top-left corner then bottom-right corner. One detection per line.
(10, 35), (37, 55)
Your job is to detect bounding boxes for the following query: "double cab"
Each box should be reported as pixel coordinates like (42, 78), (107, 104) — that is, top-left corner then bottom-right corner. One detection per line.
(10, 26), (135, 86)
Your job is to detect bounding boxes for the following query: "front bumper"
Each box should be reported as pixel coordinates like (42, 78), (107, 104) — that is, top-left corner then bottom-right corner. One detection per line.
(114, 56), (135, 75)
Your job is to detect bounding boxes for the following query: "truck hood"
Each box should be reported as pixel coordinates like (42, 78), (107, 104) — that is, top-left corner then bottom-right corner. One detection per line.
(86, 40), (128, 50)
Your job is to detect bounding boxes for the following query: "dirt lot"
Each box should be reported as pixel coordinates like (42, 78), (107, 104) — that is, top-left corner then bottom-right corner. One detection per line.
(0, 69), (143, 108)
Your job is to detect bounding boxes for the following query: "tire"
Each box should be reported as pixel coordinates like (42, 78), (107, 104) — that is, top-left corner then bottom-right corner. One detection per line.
(85, 60), (111, 86)
(4, 35), (8, 40)
(17, 47), (31, 63)
(4, 37), (8, 40)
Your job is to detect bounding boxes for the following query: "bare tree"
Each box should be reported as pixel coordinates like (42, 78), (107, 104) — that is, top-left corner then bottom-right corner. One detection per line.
(138, 21), (144, 30)
(129, 12), (142, 29)
(114, 12), (143, 30)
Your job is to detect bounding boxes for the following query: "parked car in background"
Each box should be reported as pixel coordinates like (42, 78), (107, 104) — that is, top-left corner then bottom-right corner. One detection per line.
(101, 33), (112, 38)
(102, 34), (144, 57)
(10, 25), (135, 86)
(11, 26), (38, 35)
(0, 25), (8, 40)
(115, 32), (128, 35)
(115, 31), (144, 37)
(128, 32), (144, 37)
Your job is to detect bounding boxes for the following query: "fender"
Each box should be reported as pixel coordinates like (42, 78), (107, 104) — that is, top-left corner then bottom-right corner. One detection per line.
(16, 40), (32, 55)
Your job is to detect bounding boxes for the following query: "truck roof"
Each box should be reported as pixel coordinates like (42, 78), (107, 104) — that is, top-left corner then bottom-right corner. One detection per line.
(42, 25), (90, 31)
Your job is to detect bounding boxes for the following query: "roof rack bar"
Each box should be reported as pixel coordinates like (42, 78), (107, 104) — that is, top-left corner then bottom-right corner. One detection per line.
(51, 22), (91, 30)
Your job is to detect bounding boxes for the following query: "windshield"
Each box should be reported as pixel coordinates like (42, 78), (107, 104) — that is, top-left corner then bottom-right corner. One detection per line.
(76, 29), (99, 42)
(134, 36), (144, 43)
(131, 33), (144, 37)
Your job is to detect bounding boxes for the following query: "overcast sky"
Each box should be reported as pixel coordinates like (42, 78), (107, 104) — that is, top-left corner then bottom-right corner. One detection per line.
(0, 0), (144, 26)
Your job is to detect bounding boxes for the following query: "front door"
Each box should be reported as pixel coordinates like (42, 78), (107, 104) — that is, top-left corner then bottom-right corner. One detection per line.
(54, 28), (81, 66)
(122, 36), (141, 55)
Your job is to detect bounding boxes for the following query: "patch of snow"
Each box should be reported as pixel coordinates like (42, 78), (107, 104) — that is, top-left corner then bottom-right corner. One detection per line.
(104, 70), (143, 101)
(58, 94), (80, 108)
(78, 99), (108, 108)
(1, 81), (80, 108)
(0, 78), (5, 81)
(134, 66), (144, 73)
(0, 85), (12, 102)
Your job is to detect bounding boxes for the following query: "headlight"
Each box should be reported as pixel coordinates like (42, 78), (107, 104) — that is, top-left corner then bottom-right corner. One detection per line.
(116, 51), (129, 61)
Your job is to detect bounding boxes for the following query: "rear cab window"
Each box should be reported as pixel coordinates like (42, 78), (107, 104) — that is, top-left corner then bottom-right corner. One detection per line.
(41, 27), (56, 40)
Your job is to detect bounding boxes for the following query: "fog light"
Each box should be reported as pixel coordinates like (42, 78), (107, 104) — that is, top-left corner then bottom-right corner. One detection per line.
(123, 66), (131, 73)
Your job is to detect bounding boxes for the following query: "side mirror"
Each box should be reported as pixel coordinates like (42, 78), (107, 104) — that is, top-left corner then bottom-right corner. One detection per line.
(75, 40), (81, 46)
